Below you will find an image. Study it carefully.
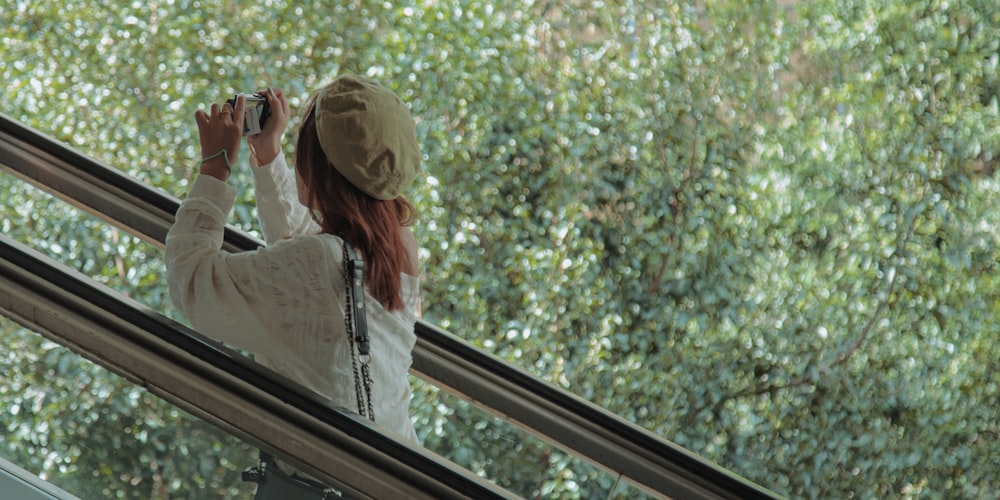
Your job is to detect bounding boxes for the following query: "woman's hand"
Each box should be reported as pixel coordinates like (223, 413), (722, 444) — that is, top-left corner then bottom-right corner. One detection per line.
(194, 95), (245, 181)
(247, 87), (290, 166)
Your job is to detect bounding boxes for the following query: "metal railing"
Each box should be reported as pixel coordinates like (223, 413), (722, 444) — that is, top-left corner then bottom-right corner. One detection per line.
(0, 233), (512, 499)
(0, 112), (780, 499)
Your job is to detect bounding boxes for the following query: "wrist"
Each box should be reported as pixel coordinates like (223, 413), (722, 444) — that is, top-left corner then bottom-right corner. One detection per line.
(251, 139), (281, 166)
(255, 149), (279, 166)
(200, 149), (232, 181)
(199, 157), (230, 181)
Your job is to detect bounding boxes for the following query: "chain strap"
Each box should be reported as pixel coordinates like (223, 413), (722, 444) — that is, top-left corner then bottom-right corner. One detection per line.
(342, 241), (375, 423)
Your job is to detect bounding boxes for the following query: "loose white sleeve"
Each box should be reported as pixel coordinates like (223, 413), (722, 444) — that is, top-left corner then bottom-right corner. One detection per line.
(164, 173), (335, 355)
(250, 152), (320, 244)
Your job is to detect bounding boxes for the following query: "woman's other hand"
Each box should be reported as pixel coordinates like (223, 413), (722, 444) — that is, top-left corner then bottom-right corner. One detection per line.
(194, 95), (245, 181)
(247, 87), (290, 166)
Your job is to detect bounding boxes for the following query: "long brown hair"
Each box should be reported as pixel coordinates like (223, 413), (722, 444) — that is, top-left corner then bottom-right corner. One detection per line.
(295, 101), (417, 311)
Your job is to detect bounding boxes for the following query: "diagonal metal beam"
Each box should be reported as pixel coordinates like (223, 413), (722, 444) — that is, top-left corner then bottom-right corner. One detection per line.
(0, 115), (257, 253)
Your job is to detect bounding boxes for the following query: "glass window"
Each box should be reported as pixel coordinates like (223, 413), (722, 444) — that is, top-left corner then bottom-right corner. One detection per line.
(6, 1), (998, 497)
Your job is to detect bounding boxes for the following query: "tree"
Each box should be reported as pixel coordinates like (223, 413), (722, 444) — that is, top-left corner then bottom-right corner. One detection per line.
(2, 0), (999, 497)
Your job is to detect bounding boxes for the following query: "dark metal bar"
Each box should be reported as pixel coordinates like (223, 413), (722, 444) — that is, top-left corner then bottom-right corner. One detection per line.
(0, 114), (258, 253)
(413, 321), (780, 499)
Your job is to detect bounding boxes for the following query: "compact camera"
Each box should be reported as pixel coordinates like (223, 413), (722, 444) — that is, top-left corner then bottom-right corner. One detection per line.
(226, 93), (271, 136)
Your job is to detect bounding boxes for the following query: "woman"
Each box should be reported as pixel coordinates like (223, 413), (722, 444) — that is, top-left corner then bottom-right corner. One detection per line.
(165, 76), (422, 456)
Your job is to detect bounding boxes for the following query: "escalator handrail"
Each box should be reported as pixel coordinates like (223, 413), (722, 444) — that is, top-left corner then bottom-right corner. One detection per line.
(0, 112), (780, 499)
(0, 233), (513, 499)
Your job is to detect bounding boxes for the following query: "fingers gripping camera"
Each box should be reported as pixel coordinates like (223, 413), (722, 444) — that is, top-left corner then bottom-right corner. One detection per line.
(226, 93), (272, 136)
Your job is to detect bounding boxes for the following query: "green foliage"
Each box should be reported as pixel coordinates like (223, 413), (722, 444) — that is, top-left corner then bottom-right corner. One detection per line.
(0, 318), (255, 498)
(3, 0), (1000, 498)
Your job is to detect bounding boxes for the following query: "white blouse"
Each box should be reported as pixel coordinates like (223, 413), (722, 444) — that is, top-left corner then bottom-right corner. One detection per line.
(165, 153), (419, 443)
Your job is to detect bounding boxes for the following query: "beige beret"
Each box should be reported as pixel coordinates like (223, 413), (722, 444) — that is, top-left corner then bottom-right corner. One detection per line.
(314, 75), (421, 200)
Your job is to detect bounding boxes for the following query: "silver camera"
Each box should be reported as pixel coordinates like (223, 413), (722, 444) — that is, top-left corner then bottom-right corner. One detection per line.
(226, 93), (271, 136)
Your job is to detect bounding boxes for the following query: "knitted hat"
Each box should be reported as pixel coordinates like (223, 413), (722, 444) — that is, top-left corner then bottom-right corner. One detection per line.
(313, 75), (421, 200)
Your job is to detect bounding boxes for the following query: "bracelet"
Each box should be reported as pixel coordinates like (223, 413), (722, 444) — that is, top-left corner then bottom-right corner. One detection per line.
(200, 149), (233, 173)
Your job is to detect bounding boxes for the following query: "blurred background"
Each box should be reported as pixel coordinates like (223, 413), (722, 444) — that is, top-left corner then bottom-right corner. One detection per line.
(2, 0), (999, 497)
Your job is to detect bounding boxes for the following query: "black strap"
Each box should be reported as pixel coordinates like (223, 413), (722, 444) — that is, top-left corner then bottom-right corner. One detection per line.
(343, 241), (370, 356)
(342, 240), (375, 422)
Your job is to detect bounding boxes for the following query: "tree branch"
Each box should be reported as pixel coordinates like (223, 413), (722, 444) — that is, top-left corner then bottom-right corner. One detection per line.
(689, 196), (920, 423)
